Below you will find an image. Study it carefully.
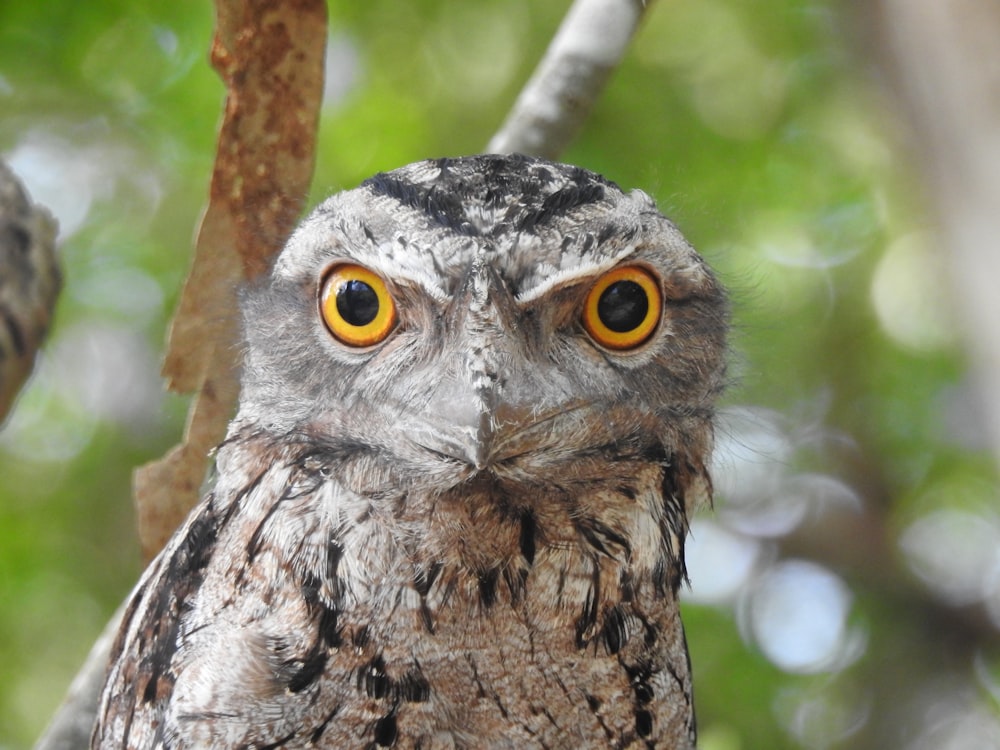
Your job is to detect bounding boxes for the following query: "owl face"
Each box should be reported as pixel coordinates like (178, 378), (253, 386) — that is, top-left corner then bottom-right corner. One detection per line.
(95, 156), (727, 748)
(238, 154), (727, 501)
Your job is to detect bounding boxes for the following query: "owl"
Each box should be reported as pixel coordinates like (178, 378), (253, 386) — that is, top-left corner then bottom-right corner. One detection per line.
(93, 154), (728, 749)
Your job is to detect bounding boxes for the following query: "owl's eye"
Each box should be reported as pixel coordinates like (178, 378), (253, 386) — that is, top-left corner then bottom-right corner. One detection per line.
(320, 264), (397, 347)
(582, 265), (662, 350)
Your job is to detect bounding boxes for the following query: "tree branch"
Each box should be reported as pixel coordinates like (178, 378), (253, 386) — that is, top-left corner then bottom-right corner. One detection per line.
(0, 160), (60, 425)
(487, 0), (653, 158)
(33, 605), (122, 750)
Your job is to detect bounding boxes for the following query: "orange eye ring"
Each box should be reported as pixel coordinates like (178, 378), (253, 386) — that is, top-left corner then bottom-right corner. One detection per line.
(320, 264), (397, 347)
(582, 265), (662, 350)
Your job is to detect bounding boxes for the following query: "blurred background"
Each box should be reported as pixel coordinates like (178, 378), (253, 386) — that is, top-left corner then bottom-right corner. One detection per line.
(2, 1), (999, 748)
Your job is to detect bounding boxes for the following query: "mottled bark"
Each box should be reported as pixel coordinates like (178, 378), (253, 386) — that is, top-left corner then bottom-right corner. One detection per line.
(0, 160), (60, 425)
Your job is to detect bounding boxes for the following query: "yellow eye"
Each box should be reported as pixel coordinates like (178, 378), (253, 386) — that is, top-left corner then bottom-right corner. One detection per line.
(320, 264), (397, 347)
(582, 265), (662, 350)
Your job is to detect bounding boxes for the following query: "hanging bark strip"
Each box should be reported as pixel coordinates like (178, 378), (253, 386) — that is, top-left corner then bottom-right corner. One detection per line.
(133, 0), (327, 562)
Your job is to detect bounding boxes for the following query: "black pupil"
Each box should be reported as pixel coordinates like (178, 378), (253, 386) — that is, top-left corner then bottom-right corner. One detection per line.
(597, 280), (649, 332)
(336, 280), (379, 326)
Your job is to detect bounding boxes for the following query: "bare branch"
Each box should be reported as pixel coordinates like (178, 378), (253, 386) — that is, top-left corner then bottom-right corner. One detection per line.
(0, 160), (60, 425)
(487, 0), (653, 158)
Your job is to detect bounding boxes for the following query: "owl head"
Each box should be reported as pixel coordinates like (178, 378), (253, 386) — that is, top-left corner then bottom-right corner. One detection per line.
(237, 154), (727, 512)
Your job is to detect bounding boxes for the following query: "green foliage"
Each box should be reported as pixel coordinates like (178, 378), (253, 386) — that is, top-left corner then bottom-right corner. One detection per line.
(1, 1), (997, 747)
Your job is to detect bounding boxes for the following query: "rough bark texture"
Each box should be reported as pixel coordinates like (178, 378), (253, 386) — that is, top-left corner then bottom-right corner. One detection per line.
(0, 160), (60, 425)
(133, 0), (328, 562)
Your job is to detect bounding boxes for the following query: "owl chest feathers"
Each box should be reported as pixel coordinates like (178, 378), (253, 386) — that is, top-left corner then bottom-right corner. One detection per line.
(130, 433), (696, 748)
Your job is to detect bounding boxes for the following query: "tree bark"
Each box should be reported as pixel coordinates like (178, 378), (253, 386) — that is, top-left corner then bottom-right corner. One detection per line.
(0, 160), (60, 426)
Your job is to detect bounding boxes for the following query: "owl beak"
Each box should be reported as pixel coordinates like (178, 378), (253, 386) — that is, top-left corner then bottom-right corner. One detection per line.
(407, 260), (521, 471)
(416, 391), (494, 470)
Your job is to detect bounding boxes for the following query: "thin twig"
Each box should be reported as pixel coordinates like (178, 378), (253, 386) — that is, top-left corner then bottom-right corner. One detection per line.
(488, 0), (654, 158)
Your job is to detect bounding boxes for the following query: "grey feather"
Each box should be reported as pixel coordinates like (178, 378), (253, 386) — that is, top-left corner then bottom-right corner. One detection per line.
(94, 154), (728, 749)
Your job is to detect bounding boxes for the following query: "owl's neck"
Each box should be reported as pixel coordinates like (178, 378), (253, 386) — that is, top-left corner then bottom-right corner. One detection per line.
(315, 448), (689, 634)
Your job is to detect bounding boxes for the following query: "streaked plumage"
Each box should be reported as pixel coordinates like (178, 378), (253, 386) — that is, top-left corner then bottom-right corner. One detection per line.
(94, 154), (728, 749)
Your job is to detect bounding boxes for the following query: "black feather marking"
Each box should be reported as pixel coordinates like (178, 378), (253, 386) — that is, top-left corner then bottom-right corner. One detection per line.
(619, 569), (636, 602)
(575, 516), (631, 560)
(352, 624), (371, 649)
(502, 565), (529, 605)
(467, 654), (488, 699)
(364, 172), (480, 237)
(301, 571), (321, 607)
(516, 182), (607, 233)
(617, 484), (638, 501)
(256, 729), (299, 749)
(635, 709), (654, 738)
(309, 705), (341, 744)
(596, 221), (619, 245)
(327, 533), (344, 598)
(574, 563), (602, 649)
(418, 600), (435, 634)
(602, 605), (630, 655)
(519, 509), (536, 566)
(655, 460), (690, 595)
(362, 155), (618, 242)
(287, 645), (328, 693)
(413, 561), (442, 597)
(372, 713), (398, 747)
(516, 182), (605, 232)
(641, 441), (671, 465)
(362, 656), (392, 699)
(584, 694), (617, 742)
(412, 559), (439, 630)
(624, 658), (659, 740)
(318, 602), (342, 648)
(478, 567), (499, 608)
(634, 681), (655, 705)
(139, 503), (220, 704)
(399, 664), (431, 703)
